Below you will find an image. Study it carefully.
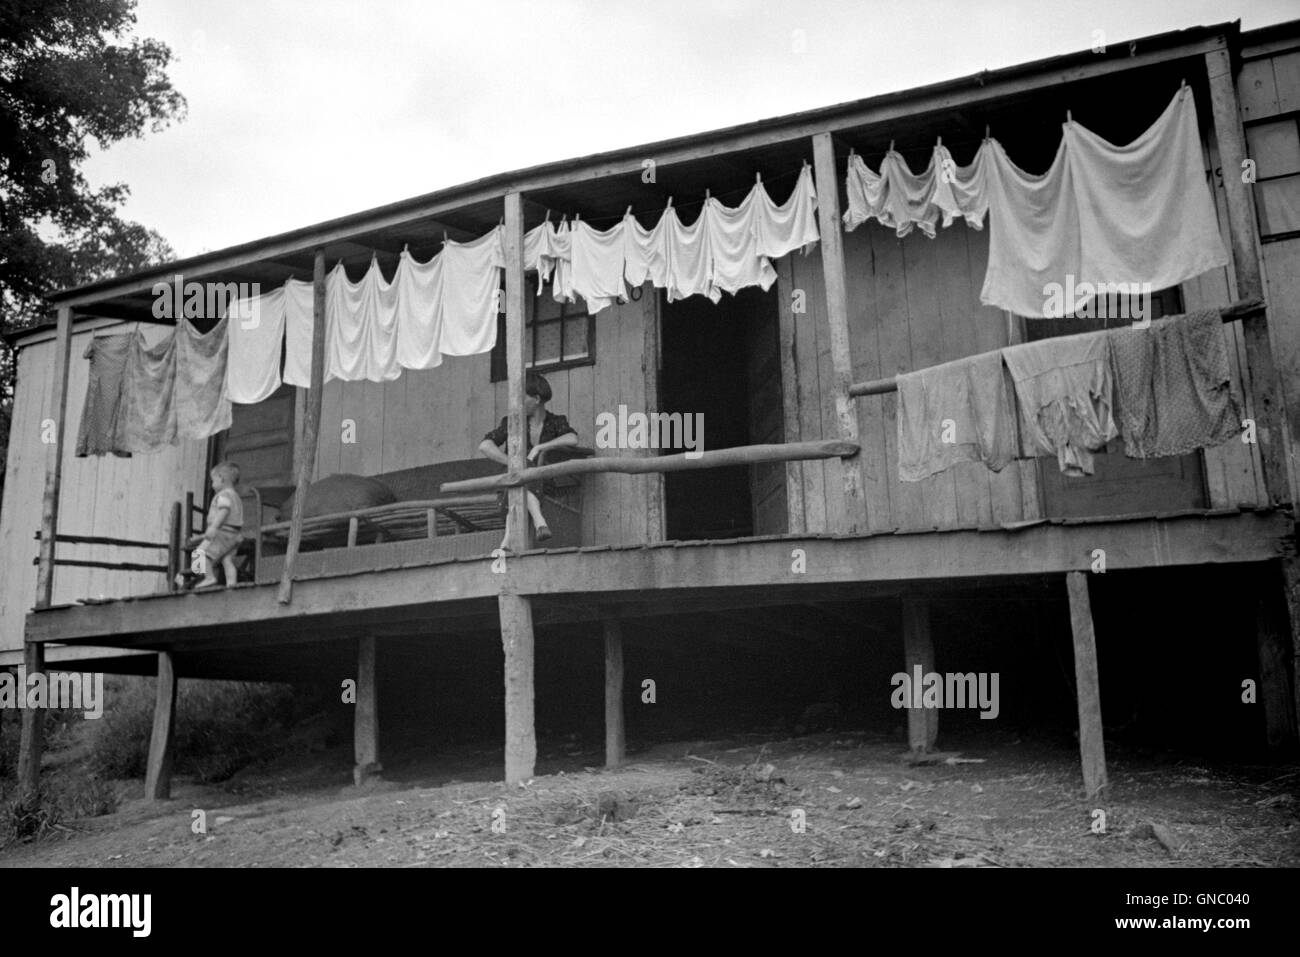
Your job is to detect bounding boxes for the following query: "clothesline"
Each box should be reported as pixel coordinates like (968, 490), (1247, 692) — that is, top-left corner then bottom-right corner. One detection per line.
(842, 85), (1229, 319)
(848, 299), (1264, 398)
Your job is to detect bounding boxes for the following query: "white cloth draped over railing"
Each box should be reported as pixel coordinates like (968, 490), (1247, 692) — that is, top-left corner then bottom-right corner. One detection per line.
(223, 165), (821, 401)
(843, 86), (1229, 319)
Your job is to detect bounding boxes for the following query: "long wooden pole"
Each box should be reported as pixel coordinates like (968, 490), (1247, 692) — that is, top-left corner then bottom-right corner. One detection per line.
(353, 634), (381, 784)
(278, 249), (327, 604)
(499, 191), (537, 785)
(441, 439), (860, 493)
(1205, 50), (1292, 506)
(811, 133), (867, 534)
(35, 305), (73, 609)
(902, 599), (938, 753)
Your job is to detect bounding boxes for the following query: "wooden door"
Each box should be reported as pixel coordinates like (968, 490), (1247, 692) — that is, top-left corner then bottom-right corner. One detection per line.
(209, 383), (297, 515)
(745, 288), (788, 534)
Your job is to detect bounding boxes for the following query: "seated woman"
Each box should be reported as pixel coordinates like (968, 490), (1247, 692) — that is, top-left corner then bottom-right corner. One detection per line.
(478, 371), (579, 548)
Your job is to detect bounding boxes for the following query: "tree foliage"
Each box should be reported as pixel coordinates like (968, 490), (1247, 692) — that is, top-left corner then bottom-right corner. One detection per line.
(0, 0), (184, 501)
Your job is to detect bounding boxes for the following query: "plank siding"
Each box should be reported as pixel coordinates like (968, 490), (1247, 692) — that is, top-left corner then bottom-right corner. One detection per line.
(0, 326), (208, 654)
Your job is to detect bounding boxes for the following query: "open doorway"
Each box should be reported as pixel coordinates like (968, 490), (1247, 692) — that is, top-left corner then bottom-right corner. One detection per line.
(659, 286), (786, 540)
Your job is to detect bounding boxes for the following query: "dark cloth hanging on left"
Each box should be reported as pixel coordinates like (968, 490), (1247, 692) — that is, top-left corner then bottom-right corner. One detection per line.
(75, 334), (132, 458)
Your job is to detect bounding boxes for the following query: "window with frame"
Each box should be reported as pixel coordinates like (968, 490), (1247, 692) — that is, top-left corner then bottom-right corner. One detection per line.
(1246, 116), (1300, 240)
(490, 279), (595, 381)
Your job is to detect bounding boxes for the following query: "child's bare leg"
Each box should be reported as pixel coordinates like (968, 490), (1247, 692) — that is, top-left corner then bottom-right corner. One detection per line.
(526, 491), (550, 539)
(221, 554), (239, 587)
(196, 547), (218, 587)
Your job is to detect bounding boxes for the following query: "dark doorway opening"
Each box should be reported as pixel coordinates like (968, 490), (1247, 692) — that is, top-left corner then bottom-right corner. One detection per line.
(658, 286), (785, 540)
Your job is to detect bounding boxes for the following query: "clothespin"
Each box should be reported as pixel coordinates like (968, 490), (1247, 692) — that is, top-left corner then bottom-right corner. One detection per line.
(705, 188), (711, 200)
(544, 209), (551, 222)
(755, 171), (762, 184)
(1066, 109), (1072, 123)
(443, 230), (449, 245)
(889, 140), (895, 152)
(402, 242), (409, 253)
(667, 196), (674, 209)
(625, 205), (633, 217)
(847, 147), (855, 158)
(985, 125), (991, 140)
(936, 136), (942, 147)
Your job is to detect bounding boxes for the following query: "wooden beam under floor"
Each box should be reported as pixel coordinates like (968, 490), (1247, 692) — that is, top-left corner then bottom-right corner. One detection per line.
(353, 635), (382, 785)
(144, 651), (178, 800)
(603, 618), (626, 768)
(1066, 572), (1107, 799)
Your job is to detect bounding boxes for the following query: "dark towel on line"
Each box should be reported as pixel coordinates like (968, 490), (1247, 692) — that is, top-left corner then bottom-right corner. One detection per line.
(1106, 309), (1242, 458)
(75, 335), (132, 457)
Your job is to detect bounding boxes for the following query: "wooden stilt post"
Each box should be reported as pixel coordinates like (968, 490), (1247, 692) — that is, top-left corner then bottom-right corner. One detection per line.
(498, 190), (537, 785)
(902, 598), (938, 752)
(811, 132), (866, 533)
(16, 643), (45, 797)
(604, 618), (626, 767)
(354, 634), (381, 784)
(279, 249), (327, 604)
(1256, 577), (1299, 750)
(1205, 48), (1293, 506)
(643, 291), (665, 543)
(145, 651), (178, 800)
(1066, 572), (1107, 798)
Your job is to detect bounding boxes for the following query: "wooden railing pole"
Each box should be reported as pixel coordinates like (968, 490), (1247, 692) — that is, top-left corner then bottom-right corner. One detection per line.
(35, 305), (73, 610)
(812, 131), (867, 533)
(278, 248), (327, 604)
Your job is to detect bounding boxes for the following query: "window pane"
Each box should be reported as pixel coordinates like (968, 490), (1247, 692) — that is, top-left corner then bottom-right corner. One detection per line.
(563, 315), (589, 360)
(536, 291), (563, 323)
(1260, 176), (1300, 237)
(1247, 120), (1300, 179)
(535, 320), (563, 364)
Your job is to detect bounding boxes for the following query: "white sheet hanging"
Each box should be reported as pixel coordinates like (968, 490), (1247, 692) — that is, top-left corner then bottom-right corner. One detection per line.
(705, 186), (777, 297)
(754, 165), (820, 259)
(550, 219), (575, 304)
(524, 220), (560, 292)
(224, 285), (285, 404)
(326, 259), (401, 382)
(842, 87), (1229, 319)
(439, 226), (504, 356)
(569, 218), (627, 314)
(623, 208), (670, 289)
(664, 204), (718, 303)
(283, 278), (317, 388)
(394, 248), (445, 371)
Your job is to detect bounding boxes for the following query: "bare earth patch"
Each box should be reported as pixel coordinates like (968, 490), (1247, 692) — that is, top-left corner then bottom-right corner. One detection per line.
(2, 731), (1297, 868)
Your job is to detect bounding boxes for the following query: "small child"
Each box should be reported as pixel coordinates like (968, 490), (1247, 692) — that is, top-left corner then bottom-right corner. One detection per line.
(188, 461), (244, 588)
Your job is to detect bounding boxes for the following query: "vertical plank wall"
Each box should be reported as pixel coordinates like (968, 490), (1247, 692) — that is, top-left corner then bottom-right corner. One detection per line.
(0, 325), (209, 655)
(313, 286), (654, 546)
(778, 223), (1031, 533)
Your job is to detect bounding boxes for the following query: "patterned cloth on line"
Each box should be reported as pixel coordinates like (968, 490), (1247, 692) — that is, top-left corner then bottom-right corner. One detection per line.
(1106, 309), (1242, 458)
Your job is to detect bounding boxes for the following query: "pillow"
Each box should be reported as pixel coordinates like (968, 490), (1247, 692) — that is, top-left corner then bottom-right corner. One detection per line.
(277, 474), (397, 522)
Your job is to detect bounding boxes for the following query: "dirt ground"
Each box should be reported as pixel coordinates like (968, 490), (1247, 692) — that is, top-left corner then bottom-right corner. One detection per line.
(2, 729), (1297, 868)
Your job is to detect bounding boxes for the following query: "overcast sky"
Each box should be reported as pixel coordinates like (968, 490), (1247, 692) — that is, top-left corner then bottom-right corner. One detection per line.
(83, 0), (1297, 258)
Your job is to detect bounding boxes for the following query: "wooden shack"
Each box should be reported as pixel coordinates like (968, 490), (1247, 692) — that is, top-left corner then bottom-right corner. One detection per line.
(4, 19), (1299, 798)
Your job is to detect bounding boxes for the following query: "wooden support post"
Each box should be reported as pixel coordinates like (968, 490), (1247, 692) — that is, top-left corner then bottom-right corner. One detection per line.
(279, 249), (327, 604)
(35, 305), (73, 610)
(901, 598), (938, 752)
(16, 642), (45, 796)
(499, 592), (537, 784)
(503, 192), (528, 551)
(603, 618), (626, 767)
(643, 290), (665, 543)
(811, 133), (866, 533)
(354, 635), (381, 785)
(1256, 569), (1299, 749)
(1066, 572), (1107, 798)
(1278, 559), (1300, 749)
(144, 651), (178, 800)
(1205, 48), (1292, 506)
